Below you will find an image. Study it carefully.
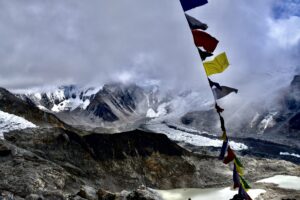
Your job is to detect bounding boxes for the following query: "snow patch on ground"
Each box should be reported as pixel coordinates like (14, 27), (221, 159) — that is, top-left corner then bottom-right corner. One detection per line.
(257, 175), (300, 190)
(0, 110), (37, 139)
(155, 187), (265, 200)
(145, 123), (248, 151)
(280, 152), (300, 158)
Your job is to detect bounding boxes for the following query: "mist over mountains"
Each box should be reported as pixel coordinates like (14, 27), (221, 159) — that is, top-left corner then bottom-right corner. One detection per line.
(10, 74), (299, 148)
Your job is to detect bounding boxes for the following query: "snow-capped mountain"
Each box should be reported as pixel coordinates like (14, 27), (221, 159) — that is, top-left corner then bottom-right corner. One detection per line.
(17, 85), (100, 112)
(10, 75), (300, 146)
(16, 83), (161, 132)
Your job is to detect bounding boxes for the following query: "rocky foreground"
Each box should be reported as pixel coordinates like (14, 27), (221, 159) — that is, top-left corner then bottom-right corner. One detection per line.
(0, 127), (299, 200)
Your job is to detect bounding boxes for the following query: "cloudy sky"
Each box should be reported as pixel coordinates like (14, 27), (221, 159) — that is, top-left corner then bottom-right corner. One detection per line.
(0, 0), (299, 97)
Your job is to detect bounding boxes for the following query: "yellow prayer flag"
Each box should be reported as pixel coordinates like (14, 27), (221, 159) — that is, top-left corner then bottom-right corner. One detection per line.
(203, 52), (229, 76)
(221, 131), (227, 141)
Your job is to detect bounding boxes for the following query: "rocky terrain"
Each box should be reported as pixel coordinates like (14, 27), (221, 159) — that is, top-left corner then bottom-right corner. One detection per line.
(0, 126), (299, 200)
(0, 75), (299, 200)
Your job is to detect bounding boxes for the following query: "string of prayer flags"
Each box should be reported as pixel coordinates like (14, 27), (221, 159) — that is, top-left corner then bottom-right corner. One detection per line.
(212, 86), (238, 100)
(198, 48), (213, 61)
(178, 1), (253, 199)
(203, 52), (229, 76)
(185, 14), (208, 30)
(192, 30), (219, 53)
(180, 0), (208, 11)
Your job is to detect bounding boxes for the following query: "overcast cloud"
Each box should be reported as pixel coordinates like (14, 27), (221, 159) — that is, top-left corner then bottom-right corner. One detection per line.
(0, 0), (299, 100)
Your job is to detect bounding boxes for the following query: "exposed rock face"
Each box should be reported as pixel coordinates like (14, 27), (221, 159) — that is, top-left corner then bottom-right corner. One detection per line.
(87, 84), (146, 120)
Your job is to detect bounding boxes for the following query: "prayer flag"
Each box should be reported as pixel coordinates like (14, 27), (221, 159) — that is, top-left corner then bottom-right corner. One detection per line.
(180, 0), (208, 11)
(221, 131), (227, 141)
(203, 52), (229, 76)
(213, 86), (238, 100)
(234, 157), (244, 168)
(219, 115), (226, 132)
(219, 138), (228, 160)
(224, 146), (235, 164)
(198, 48), (213, 61)
(235, 161), (244, 176)
(240, 176), (251, 190)
(239, 185), (253, 200)
(233, 164), (240, 189)
(185, 14), (208, 30)
(192, 30), (219, 53)
(209, 78), (222, 90)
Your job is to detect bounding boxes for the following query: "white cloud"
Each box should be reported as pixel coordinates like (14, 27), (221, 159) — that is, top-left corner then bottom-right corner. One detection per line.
(268, 16), (300, 47)
(0, 0), (299, 104)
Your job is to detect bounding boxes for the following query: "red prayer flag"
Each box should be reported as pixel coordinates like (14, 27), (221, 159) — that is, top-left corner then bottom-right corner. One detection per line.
(223, 146), (236, 164)
(192, 30), (219, 53)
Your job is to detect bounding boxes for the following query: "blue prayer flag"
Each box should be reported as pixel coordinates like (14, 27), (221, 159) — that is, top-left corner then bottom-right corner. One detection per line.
(180, 0), (208, 11)
(219, 138), (228, 160)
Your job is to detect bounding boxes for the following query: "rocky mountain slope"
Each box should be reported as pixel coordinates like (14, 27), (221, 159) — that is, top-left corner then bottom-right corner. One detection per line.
(1, 127), (299, 200)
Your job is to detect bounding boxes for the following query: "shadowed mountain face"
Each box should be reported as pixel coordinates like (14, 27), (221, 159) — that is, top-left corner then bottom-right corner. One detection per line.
(86, 83), (148, 122)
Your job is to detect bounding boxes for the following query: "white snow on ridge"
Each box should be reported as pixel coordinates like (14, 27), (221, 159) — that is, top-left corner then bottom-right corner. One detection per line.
(146, 123), (248, 151)
(280, 152), (300, 158)
(0, 110), (37, 139)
